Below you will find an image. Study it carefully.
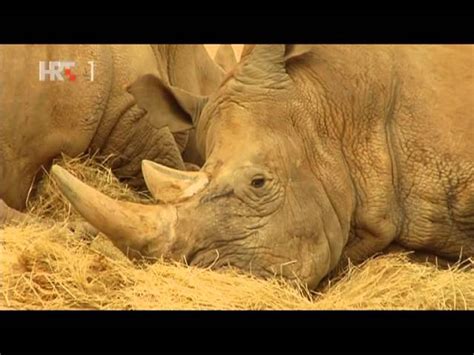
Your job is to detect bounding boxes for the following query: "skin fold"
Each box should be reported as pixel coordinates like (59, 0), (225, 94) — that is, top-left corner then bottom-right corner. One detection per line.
(46, 45), (474, 289)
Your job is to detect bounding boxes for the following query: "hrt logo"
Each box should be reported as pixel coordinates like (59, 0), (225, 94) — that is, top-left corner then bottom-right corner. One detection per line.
(39, 61), (76, 81)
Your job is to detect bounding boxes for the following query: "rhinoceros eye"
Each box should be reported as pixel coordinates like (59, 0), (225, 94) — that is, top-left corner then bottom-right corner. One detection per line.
(250, 177), (266, 188)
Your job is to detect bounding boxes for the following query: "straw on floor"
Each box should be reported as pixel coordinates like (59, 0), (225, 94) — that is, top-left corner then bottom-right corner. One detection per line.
(1, 155), (473, 309)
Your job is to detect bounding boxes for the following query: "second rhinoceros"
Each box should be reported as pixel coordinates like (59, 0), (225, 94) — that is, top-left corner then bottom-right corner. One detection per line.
(0, 44), (227, 223)
(52, 45), (474, 288)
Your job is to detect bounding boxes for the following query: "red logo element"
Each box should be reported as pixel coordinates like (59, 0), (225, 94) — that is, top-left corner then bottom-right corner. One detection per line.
(64, 67), (76, 81)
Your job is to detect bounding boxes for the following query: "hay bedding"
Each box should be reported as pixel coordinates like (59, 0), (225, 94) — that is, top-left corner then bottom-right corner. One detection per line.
(1, 155), (473, 310)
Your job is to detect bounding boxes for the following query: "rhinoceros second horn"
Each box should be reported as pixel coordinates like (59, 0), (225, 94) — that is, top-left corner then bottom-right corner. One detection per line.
(141, 160), (209, 202)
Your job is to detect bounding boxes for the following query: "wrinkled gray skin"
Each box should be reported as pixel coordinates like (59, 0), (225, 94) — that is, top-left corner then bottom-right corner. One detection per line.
(52, 45), (474, 289)
(0, 45), (224, 214)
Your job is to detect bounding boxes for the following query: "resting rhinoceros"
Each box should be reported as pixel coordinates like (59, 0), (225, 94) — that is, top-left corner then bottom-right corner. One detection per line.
(0, 44), (226, 223)
(51, 45), (474, 289)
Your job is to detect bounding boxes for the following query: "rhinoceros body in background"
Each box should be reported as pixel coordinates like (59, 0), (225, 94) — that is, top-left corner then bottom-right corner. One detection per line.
(0, 45), (225, 217)
(52, 45), (473, 288)
(213, 44), (238, 72)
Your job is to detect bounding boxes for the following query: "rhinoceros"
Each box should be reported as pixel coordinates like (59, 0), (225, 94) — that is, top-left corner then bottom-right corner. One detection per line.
(51, 45), (473, 289)
(0, 44), (226, 224)
(213, 44), (237, 72)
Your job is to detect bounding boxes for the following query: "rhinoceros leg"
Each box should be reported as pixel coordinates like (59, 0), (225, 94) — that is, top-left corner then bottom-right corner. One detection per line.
(0, 199), (29, 225)
(327, 228), (397, 278)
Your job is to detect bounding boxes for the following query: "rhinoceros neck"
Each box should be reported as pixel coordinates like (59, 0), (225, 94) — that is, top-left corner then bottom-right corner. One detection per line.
(292, 45), (406, 262)
(386, 46), (474, 258)
(298, 45), (474, 262)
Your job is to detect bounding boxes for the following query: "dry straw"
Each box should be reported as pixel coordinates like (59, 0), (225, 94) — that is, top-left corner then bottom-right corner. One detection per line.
(1, 155), (473, 310)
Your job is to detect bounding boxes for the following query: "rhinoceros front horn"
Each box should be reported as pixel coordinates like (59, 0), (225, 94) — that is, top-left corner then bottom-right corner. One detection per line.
(141, 160), (209, 202)
(50, 165), (177, 259)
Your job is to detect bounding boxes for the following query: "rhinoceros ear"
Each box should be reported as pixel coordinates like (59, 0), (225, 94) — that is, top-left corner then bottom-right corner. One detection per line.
(238, 45), (312, 84)
(284, 45), (313, 61)
(240, 44), (256, 60)
(127, 74), (208, 133)
(214, 45), (237, 72)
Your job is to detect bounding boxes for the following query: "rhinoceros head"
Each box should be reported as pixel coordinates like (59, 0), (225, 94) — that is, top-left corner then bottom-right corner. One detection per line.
(52, 45), (356, 288)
